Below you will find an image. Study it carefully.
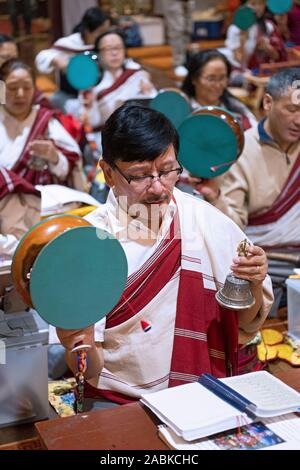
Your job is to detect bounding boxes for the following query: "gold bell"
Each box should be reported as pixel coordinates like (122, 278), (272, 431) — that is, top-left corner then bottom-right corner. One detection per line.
(216, 273), (255, 310)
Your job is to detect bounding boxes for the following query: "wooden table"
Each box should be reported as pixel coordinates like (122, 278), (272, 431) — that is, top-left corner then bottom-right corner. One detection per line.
(35, 370), (300, 450)
(36, 402), (168, 450)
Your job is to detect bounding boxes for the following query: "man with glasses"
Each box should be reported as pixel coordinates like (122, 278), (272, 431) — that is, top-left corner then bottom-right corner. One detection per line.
(54, 104), (273, 407)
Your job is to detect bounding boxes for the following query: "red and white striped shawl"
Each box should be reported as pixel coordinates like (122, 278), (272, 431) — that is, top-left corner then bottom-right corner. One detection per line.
(11, 106), (80, 186)
(85, 192), (240, 404)
(0, 166), (39, 200)
(96, 68), (140, 101)
(248, 152), (300, 227)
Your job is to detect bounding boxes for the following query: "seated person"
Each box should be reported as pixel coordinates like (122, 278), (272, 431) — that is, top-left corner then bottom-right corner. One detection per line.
(51, 103), (273, 406)
(35, 7), (110, 111)
(0, 167), (40, 261)
(0, 34), (52, 108)
(288, 0), (300, 46)
(224, 0), (287, 75)
(66, 30), (157, 130)
(182, 49), (257, 130)
(0, 34), (18, 67)
(0, 59), (86, 190)
(199, 68), (300, 314)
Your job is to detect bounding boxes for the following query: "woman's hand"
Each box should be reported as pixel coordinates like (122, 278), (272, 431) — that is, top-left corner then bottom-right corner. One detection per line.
(52, 54), (69, 71)
(28, 139), (59, 165)
(56, 325), (95, 351)
(230, 245), (268, 287)
(139, 79), (154, 95)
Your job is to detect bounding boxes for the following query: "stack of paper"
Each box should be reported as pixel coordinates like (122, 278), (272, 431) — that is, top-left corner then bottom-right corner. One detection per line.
(140, 371), (300, 441)
(158, 414), (300, 450)
(36, 184), (101, 216)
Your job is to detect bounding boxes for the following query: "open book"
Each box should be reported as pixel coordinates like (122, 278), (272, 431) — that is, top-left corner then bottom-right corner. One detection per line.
(140, 371), (300, 441)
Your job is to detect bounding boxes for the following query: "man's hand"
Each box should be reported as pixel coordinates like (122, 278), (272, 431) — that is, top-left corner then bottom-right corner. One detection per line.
(28, 139), (59, 165)
(188, 175), (220, 203)
(56, 325), (103, 380)
(230, 245), (268, 286)
(56, 325), (95, 351)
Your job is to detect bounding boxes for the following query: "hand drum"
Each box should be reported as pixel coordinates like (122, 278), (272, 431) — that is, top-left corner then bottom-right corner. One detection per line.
(178, 106), (244, 179)
(12, 215), (128, 329)
(66, 52), (101, 90)
(149, 88), (191, 129)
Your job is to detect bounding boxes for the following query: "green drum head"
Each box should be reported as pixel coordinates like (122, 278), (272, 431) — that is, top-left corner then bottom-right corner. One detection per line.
(178, 113), (238, 179)
(149, 90), (190, 129)
(267, 0), (292, 14)
(233, 6), (257, 30)
(30, 226), (128, 329)
(66, 53), (100, 90)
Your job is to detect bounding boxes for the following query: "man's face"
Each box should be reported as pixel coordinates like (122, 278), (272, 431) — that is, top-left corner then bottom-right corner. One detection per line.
(101, 145), (180, 223)
(0, 42), (18, 66)
(264, 89), (300, 145)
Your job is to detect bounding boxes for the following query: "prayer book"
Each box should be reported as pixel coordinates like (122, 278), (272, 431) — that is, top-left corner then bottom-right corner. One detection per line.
(140, 371), (300, 441)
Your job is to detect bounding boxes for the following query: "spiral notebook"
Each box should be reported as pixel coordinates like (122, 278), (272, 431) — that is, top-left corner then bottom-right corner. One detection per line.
(140, 371), (300, 441)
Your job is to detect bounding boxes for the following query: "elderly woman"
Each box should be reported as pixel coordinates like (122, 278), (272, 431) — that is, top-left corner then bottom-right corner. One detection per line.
(0, 59), (85, 189)
(67, 30), (157, 130)
(182, 49), (257, 130)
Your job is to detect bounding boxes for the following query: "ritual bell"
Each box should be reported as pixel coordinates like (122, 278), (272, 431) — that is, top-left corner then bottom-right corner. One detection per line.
(215, 239), (255, 310)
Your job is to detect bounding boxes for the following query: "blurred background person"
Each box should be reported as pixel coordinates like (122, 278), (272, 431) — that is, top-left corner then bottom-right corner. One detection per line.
(162, 0), (195, 78)
(0, 59), (85, 189)
(67, 31), (156, 131)
(182, 49), (257, 130)
(0, 34), (18, 67)
(224, 0), (287, 78)
(35, 7), (110, 111)
(0, 167), (40, 261)
(288, 0), (300, 46)
(8, 0), (32, 37)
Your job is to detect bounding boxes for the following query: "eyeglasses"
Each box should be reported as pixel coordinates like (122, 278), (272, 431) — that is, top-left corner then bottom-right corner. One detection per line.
(200, 75), (228, 83)
(113, 163), (183, 189)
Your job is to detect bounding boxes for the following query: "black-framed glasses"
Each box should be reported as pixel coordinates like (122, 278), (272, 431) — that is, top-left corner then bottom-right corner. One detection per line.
(113, 163), (183, 188)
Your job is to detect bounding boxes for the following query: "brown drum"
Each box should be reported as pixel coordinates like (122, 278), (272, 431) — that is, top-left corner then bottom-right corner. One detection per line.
(12, 215), (91, 307)
(192, 106), (245, 158)
(192, 106), (244, 158)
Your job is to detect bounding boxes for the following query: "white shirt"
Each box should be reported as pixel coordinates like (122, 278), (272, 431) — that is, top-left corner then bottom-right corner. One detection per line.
(35, 32), (92, 74)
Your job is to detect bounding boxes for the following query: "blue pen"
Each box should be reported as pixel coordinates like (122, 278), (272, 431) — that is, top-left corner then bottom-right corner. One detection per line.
(199, 373), (257, 419)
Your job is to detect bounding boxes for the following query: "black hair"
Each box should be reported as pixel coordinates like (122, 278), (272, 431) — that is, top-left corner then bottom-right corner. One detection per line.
(73, 7), (109, 35)
(0, 34), (15, 46)
(95, 29), (126, 51)
(0, 58), (34, 82)
(250, 0), (273, 34)
(102, 104), (179, 166)
(182, 49), (232, 104)
(266, 67), (300, 100)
